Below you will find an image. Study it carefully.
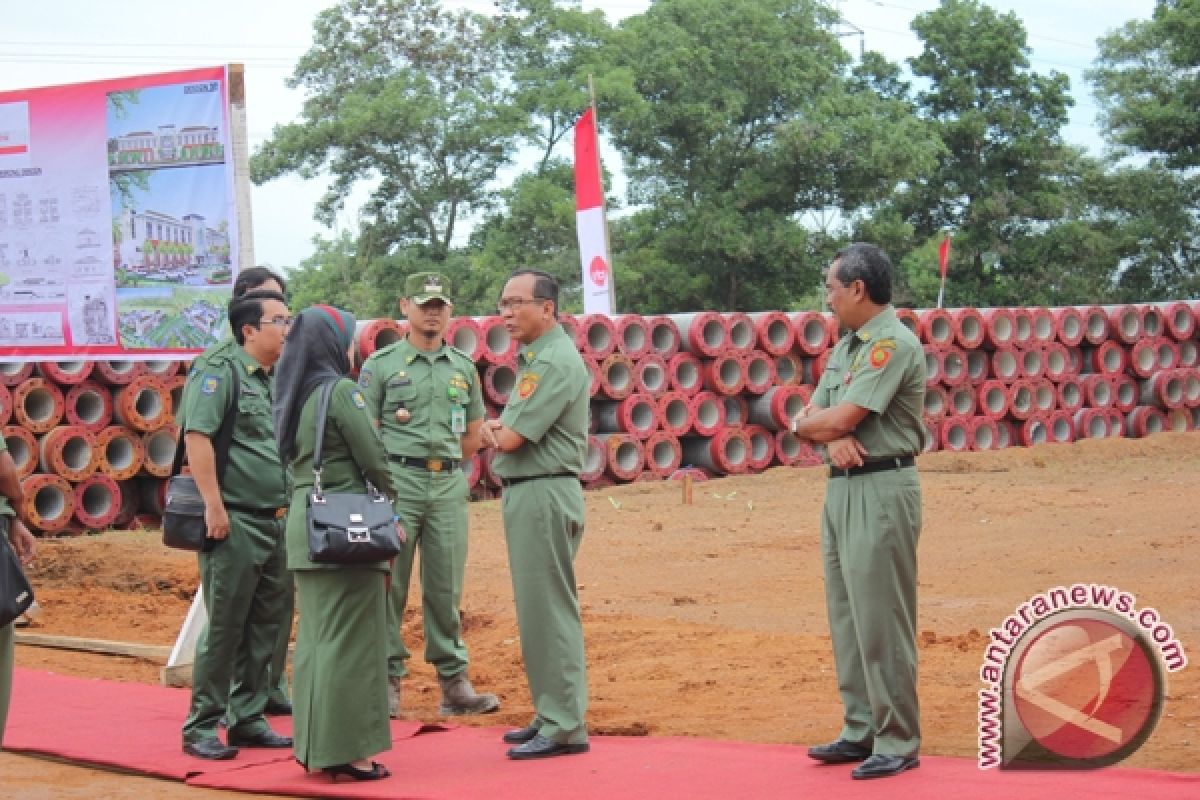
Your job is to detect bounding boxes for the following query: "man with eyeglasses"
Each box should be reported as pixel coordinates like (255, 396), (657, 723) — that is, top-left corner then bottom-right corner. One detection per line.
(186, 267), (297, 720)
(358, 272), (499, 718)
(480, 269), (590, 760)
(178, 289), (293, 760)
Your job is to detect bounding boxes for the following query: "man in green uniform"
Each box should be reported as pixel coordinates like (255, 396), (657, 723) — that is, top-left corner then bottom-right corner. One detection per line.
(0, 438), (36, 748)
(791, 243), (925, 780)
(481, 269), (590, 761)
(179, 290), (294, 760)
(188, 266), (295, 717)
(358, 272), (498, 718)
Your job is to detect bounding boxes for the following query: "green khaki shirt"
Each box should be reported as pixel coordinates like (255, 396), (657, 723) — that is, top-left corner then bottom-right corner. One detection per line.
(814, 307), (927, 458)
(178, 346), (288, 508)
(493, 324), (589, 479)
(358, 339), (484, 459)
(0, 435), (13, 518)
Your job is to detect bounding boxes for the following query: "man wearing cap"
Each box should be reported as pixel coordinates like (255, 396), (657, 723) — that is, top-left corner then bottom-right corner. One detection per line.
(358, 272), (499, 718)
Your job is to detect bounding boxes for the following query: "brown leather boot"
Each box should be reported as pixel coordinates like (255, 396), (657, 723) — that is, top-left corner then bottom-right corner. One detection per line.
(387, 676), (402, 719)
(438, 672), (500, 716)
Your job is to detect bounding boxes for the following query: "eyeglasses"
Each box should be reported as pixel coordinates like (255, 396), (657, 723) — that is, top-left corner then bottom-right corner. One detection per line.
(496, 296), (547, 313)
(261, 316), (293, 328)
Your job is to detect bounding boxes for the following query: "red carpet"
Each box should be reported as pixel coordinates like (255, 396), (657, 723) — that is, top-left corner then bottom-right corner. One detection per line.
(6, 669), (1199, 798)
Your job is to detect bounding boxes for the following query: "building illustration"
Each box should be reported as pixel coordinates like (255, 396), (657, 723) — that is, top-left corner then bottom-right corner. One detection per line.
(108, 123), (224, 169)
(114, 206), (230, 277)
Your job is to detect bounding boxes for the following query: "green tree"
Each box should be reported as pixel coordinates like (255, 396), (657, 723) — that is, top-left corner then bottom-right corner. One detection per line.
(1089, 0), (1200, 297)
(251, 0), (529, 261)
(602, 0), (940, 312)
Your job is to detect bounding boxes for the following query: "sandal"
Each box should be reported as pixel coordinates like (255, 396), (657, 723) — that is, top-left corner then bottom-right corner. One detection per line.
(323, 761), (390, 782)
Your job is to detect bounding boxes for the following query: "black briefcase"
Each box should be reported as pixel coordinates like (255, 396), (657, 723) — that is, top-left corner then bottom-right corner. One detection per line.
(0, 531), (34, 629)
(162, 474), (216, 553)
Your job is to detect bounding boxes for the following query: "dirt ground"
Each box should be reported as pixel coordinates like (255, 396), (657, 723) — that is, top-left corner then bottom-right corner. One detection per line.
(2, 434), (1198, 798)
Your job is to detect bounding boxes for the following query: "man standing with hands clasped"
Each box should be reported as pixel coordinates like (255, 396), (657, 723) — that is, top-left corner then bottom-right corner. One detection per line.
(358, 272), (499, 718)
(480, 269), (590, 761)
(790, 243), (926, 780)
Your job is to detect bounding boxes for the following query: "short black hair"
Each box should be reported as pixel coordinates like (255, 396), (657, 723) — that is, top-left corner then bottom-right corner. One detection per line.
(511, 269), (560, 317)
(228, 289), (286, 345)
(833, 243), (893, 305)
(234, 266), (287, 299)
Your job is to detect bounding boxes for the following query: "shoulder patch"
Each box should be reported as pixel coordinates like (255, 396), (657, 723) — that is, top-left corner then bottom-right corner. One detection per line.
(350, 389), (367, 410)
(200, 374), (221, 395)
(516, 372), (540, 400)
(869, 339), (897, 369)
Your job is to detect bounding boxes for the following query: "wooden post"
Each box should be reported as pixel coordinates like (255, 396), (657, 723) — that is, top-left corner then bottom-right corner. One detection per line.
(682, 473), (693, 505)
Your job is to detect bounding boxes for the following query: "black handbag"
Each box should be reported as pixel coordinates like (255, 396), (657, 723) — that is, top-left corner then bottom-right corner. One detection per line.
(0, 525), (34, 629)
(306, 381), (402, 564)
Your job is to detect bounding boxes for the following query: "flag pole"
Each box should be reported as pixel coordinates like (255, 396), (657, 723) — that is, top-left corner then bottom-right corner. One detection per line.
(937, 277), (945, 310)
(588, 73), (616, 314)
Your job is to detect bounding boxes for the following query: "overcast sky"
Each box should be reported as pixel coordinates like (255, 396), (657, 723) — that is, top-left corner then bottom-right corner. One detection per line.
(0, 0), (1155, 270)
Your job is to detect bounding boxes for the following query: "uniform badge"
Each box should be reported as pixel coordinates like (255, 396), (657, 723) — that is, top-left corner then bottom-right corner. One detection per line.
(869, 339), (897, 369)
(200, 374), (220, 394)
(517, 372), (540, 400)
(359, 369), (372, 388)
(351, 389), (367, 410)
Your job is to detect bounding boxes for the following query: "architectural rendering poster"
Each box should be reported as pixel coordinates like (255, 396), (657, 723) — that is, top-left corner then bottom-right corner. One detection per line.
(0, 66), (239, 359)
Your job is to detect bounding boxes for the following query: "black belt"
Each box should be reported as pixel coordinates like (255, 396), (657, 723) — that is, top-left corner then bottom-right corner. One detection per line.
(829, 456), (915, 479)
(225, 502), (288, 519)
(500, 472), (578, 488)
(389, 455), (462, 472)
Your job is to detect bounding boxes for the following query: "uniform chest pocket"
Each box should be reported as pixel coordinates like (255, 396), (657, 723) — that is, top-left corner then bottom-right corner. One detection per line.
(384, 379), (418, 409)
(236, 386), (272, 431)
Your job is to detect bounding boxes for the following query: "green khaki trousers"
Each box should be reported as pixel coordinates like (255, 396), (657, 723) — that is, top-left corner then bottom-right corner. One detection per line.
(821, 466), (922, 757)
(182, 511), (288, 742)
(388, 469), (471, 680)
(502, 476), (588, 745)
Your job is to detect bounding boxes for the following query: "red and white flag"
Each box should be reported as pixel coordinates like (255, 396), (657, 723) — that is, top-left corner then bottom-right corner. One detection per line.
(574, 107), (613, 314)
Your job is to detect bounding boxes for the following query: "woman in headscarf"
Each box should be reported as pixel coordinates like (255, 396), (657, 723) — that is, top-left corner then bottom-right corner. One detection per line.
(273, 304), (397, 782)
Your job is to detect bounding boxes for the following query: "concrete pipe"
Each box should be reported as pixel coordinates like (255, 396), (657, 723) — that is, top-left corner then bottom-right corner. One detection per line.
(1159, 301), (1196, 341)
(938, 416), (972, 452)
(596, 432), (645, 482)
(1125, 406), (1168, 438)
(0, 384), (9, 427)
(94, 425), (147, 481)
(1139, 371), (1185, 410)
(1073, 408), (1110, 440)
(579, 314), (618, 361)
(939, 347), (969, 388)
(994, 419), (1015, 450)
(989, 347), (1020, 383)
(1183, 368), (1200, 407)
(72, 473), (121, 531)
(1010, 308), (1034, 347)
(689, 391), (726, 437)
(748, 311), (795, 357)
(1085, 340), (1126, 376)
(643, 431), (683, 479)
(583, 356), (601, 399)
(1112, 374), (1139, 414)
(681, 428), (751, 476)
(1165, 407), (1193, 433)
(1081, 375), (1114, 409)
(895, 308), (920, 338)
(980, 308), (1016, 350)
(923, 419), (941, 453)
(475, 316), (518, 365)
(633, 353), (669, 397)
(739, 351), (777, 395)
(748, 385), (811, 431)
(446, 317), (484, 361)
(1071, 305), (1109, 346)
(140, 424), (179, 478)
(39, 425), (99, 482)
(743, 424), (775, 471)
(1032, 379), (1057, 415)
(1127, 338), (1160, 380)
(1044, 410), (1075, 444)
(923, 346), (942, 388)
(20, 473), (76, 534)
(703, 353), (746, 397)
(965, 350), (989, 384)
(1104, 305), (1142, 345)
(598, 353), (636, 400)
(976, 380), (1010, 420)
(113, 479), (141, 528)
(774, 430), (823, 467)
(1042, 342), (1072, 382)
(0, 361), (34, 387)
(722, 312), (756, 355)
(1052, 307), (1085, 348)
(671, 312), (728, 359)
(138, 477), (170, 516)
(949, 385), (977, 419)
(162, 375), (186, 423)
(790, 311), (830, 356)
(1105, 409), (1126, 438)
(923, 385), (949, 419)
(950, 308), (986, 350)
(969, 417), (999, 452)
(1007, 379), (1037, 421)
(482, 361), (518, 406)
(1140, 304), (1164, 339)
(656, 392), (693, 437)
(918, 308), (955, 347)
(112, 375), (170, 432)
(1018, 346), (1045, 381)
(559, 313), (580, 350)
(580, 435), (606, 483)
(721, 395), (749, 428)
(614, 315), (652, 361)
(1056, 377), (1085, 416)
(645, 315), (681, 360)
(64, 380), (114, 432)
(36, 359), (94, 386)
(1155, 339), (1181, 372)
(592, 393), (659, 439)
(1030, 307), (1056, 345)
(354, 319), (408, 364)
(92, 360), (147, 386)
(667, 353), (704, 396)
(773, 353), (804, 386)
(2, 424), (38, 479)
(1015, 415), (1050, 448)
(12, 377), (65, 433)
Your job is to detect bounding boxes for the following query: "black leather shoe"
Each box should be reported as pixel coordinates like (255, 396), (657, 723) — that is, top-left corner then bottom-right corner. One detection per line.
(265, 700), (293, 715)
(183, 737), (239, 760)
(852, 754), (920, 779)
(502, 724), (540, 744)
(507, 734), (590, 760)
(227, 728), (294, 748)
(807, 739), (872, 764)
